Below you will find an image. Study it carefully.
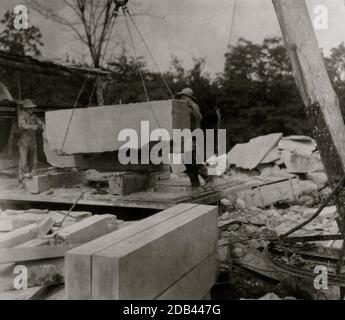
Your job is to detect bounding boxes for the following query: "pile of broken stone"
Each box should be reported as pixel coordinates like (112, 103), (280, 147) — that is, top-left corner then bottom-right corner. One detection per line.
(226, 134), (328, 193)
(217, 134), (342, 300)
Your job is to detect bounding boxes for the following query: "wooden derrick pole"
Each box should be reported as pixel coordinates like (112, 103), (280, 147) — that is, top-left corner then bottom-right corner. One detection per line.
(272, 0), (345, 275)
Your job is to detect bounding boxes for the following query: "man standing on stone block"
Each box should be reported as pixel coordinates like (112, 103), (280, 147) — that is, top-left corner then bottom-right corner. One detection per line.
(176, 88), (214, 188)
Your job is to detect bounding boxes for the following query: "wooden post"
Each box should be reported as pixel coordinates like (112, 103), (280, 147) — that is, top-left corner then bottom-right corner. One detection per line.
(272, 0), (345, 274)
(96, 77), (104, 106)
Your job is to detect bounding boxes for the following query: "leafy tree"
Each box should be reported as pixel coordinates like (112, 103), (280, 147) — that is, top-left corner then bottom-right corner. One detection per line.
(0, 10), (43, 56)
(324, 42), (345, 114)
(218, 37), (306, 147)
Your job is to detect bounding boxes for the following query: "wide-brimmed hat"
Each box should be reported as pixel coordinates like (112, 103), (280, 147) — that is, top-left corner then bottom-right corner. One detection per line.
(19, 99), (37, 109)
(176, 88), (196, 100)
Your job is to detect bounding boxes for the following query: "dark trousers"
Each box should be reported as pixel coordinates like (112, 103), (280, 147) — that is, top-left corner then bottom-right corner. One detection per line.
(184, 149), (212, 187)
(18, 137), (37, 182)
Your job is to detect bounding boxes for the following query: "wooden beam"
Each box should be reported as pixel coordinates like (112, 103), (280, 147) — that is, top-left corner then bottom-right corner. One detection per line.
(272, 0), (345, 181)
(272, 0), (345, 221)
(0, 54), (110, 80)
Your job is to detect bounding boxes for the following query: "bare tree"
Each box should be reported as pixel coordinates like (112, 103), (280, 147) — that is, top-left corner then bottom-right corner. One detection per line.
(26, 0), (156, 67)
(25, 0), (157, 104)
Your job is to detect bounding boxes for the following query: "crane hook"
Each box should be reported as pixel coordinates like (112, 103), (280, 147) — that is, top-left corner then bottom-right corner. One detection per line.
(113, 0), (129, 18)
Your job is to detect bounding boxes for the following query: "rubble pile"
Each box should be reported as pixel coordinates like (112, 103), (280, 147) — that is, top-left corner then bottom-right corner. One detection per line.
(223, 134), (330, 209)
(216, 201), (341, 300)
(227, 134), (327, 185)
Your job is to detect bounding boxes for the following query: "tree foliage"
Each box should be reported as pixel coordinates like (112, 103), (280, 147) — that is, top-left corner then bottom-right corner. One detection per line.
(104, 37), (345, 149)
(0, 10), (43, 56)
(218, 37), (305, 146)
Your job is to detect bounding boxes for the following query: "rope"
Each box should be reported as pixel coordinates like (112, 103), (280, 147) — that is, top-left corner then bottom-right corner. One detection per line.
(124, 12), (150, 102)
(227, 0), (238, 49)
(127, 11), (175, 100)
(123, 11), (164, 131)
(59, 78), (88, 153)
(61, 13), (118, 153)
(88, 15), (118, 107)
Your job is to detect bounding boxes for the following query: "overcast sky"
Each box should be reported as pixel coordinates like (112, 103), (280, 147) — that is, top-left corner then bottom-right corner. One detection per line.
(1, 0), (345, 74)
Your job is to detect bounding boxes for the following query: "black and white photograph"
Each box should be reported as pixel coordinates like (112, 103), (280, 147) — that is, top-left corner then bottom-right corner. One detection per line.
(0, 0), (344, 305)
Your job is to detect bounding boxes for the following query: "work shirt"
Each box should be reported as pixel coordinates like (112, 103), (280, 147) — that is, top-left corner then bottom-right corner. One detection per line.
(185, 97), (202, 130)
(18, 111), (44, 145)
(180, 97), (204, 162)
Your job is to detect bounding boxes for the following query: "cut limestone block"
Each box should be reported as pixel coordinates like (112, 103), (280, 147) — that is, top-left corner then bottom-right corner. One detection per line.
(46, 100), (190, 154)
(235, 176), (300, 208)
(55, 214), (117, 244)
(108, 172), (148, 195)
(157, 254), (218, 300)
(227, 133), (283, 170)
(92, 205), (218, 300)
(19, 214), (117, 248)
(0, 245), (76, 264)
(281, 150), (323, 173)
(25, 171), (86, 194)
(0, 216), (44, 232)
(65, 203), (198, 300)
(0, 213), (54, 232)
(0, 218), (53, 249)
(0, 215), (117, 291)
(1, 210), (91, 226)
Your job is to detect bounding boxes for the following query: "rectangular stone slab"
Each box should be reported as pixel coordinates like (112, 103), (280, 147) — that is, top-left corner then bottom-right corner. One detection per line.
(91, 205), (218, 300)
(65, 203), (197, 300)
(108, 172), (149, 195)
(157, 254), (218, 300)
(45, 100), (190, 154)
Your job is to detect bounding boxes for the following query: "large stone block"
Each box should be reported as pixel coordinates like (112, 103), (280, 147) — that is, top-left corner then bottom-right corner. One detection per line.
(92, 205), (218, 300)
(46, 100), (190, 154)
(65, 203), (197, 300)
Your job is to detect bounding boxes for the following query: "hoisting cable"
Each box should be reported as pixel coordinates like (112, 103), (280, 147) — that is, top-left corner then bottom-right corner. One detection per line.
(123, 11), (150, 103)
(123, 9), (165, 132)
(60, 8), (119, 153)
(126, 10), (175, 100)
(227, 0), (238, 49)
(59, 78), (88, 154)
(88, 14), (118, 107)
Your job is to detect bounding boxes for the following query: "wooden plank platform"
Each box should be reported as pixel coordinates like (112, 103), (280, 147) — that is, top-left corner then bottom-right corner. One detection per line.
(0, 177), (245, 210)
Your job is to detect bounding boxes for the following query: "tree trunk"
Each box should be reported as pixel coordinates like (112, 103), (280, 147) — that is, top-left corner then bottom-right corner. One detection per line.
(96, 77), (104, 106)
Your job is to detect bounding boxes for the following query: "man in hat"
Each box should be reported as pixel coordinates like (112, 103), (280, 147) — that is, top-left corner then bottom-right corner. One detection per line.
(176, 88), (214, 188)
(17, 99), (45, 187)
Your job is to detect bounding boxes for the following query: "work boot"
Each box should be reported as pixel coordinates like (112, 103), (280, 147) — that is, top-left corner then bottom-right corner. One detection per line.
(18, 180), (25, 189)
(200, 172), (215, 187)
(188, 175), (201, 188)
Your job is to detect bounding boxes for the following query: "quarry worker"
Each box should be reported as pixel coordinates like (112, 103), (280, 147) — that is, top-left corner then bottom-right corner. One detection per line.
(176, 88), (214, 188)
(17, 99), (45, 188)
